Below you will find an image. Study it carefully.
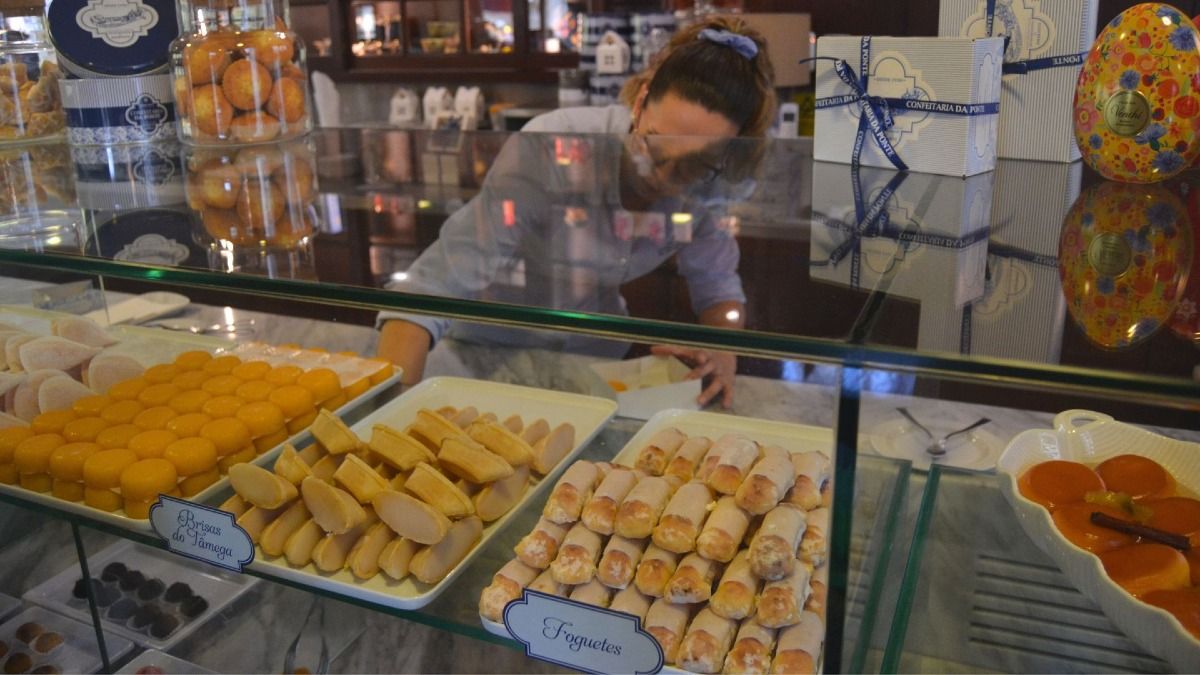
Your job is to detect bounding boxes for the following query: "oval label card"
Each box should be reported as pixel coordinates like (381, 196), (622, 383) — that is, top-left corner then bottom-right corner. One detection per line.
(149, 495), (254, 572)
(503, 590), (664, 675)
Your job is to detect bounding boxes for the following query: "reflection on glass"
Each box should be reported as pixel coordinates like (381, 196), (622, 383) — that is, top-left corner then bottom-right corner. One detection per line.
(406, 0), (462, 55)
(351, 1), (401, 56)
(0, 143), (78, 252)
(1058, 181), (1194, 349)
(472, 0), (514, 53)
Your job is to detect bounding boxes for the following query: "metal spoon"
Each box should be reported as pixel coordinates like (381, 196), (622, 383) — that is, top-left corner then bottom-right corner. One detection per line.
(926, 418), (991, 457)
(896, 407), (934, 438)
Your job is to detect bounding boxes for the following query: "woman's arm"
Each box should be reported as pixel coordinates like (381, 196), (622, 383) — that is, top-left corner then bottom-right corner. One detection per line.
(651, 300), (743, 409)
(377, 320), (433, 385)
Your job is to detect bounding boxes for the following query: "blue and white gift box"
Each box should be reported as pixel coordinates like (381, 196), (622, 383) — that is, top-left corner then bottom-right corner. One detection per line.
(809, 161), (995, 353)
(813, 36), (1004, 177)
(939, 0), (1099, 162)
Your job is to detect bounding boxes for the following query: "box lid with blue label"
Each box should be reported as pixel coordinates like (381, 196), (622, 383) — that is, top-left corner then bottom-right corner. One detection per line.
(46, 0), (180, 77)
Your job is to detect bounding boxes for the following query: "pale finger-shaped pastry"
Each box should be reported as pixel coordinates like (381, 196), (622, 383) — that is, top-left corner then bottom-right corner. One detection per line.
(86, 354), (144, 395)
(543, 460), (599, 524)
(283, 518), (324, 567)
(653, 481), (714, 554)
(333, 453), (390, 504)
(474, 464), (529, 521)
(805, 565), (827, 621)
(756, 565), (811, 628)
(770, 611), (822, 675)
(634, 427), (688, 476)
(231, 463), (299, 509)
(549, 522), (602, 585)
(735, 446), (795, 516)
(748, 504), (806, 581)
(480, 559), (539, 621)
(665, 437), (713, 484)
(710, 551), (760, 620)
(514, 517), (569, 569)
(369, 424), (436, 470)
(646, 598), (691, 665)
(610, 585), (652, 622)
(236, 503), (289, 543)
(467, 420), (534, 466)
(634, 544), (679, 598)
(580, 466), (639, 535)
(220, 493), (248, 519)
(664, 553), (721, 604)
(311, 409), (360, 454)
(302, 475), (367, 534)
(347, 521), (394, 579)
(260, 499), (311, 557)
(521, 419), (550, 446)
(312, 513), (378, 572)
(569, 578), (613, 607)
(499, 412), (520, 433)
(405, 461), (474, 517)
(274, 445), (313, 485)
(615, 475), (676, 539)
(800, 508), (829, 567)
(18, 336), (100, 372)
(310, 453), (345, 482)
(678, 608), (737, 674)
(707, 434), (761, 495)
(784, 451), (829, 511)
(37, 376), (92, 414)
(528, 567), (567, 596)
(696, 496), (752, 563)
(723, 618), (777, 675)
(378, 536), (419, 580)
(596, 535), (646, 590)
(453, 406), (480, 428)
(409, 515), (483, 583)
(51, 317), (116, 348)
(438, 437), (513, 483)
(373, 489), (450, 545)
(531, 422), (575, 475)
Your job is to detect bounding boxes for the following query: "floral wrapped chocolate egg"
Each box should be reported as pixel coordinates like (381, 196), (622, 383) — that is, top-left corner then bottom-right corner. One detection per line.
(1074, 4), (1200, 182)
(1059, 181), (1193, 349)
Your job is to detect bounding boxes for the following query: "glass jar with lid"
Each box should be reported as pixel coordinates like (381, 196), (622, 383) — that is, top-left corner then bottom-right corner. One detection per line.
(0, 0), (65, 142)
(171, 0), (311, 144)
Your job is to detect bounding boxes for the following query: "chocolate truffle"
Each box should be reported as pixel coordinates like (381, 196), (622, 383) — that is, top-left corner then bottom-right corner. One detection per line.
(149, 614), (180, 639)
(131, 604), (160, 630)
(107, 598), (138, 622)
(95, 585), (120, 608)
(136, 579), (165, 602)
(31, 633), (61, 655)
(163, 582), (193, 603)
(71, 578), (102, 601)
(119, 570), (145, 592)
(12, 624), (40, 645)
(100, 562), (127, 583)
(180, 595), (208, 618)
(3, 653), (30, 674)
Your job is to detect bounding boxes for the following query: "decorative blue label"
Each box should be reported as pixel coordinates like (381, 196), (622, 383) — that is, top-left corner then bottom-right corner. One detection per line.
(125, 94), (168, 136)
(76, 0), (159, 47)
(132, 148), (177, 186)
(503, 590), (663, 675)
(149, 495), (254, 573)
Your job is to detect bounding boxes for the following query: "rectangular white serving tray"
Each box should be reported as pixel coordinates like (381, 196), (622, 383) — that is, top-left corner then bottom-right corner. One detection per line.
(23, 540), (255, 652)
(480, 408), (834, 674)
(116, 649), (215, 675)
(997, 409), (1200, 671)
(0, 605), (134, 673)
(246, 376), (619, 611)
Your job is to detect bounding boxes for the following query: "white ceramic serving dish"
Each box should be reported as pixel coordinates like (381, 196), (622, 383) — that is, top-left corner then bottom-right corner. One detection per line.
(247, 376), (618, 610)
(997, 409), (1200, 670)
(116, 649), (215, 674)
(0, 605), (134, 673)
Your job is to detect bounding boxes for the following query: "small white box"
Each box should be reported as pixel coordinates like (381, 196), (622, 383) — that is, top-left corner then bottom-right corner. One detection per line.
(590, 356), (701, 421)
(813, 36), (1004, 177)
(939, 0), (1099, 162)
(809, 161), (995, 353)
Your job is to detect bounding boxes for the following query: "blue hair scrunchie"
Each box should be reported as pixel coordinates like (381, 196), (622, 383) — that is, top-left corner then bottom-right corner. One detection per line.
(698, 28), (758, 60)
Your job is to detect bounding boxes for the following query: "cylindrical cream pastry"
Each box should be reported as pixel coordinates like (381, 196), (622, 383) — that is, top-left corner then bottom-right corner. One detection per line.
(610, 585), (653, 622)
(706, 434), (761, 495)
(696, 442), (725, 482)
(770, 611), (823, 675)
(653, 481), (714, 554)
(634, 427), (688, 476)
(665, 437), (713, 484)
(597, 535), (647, 590)
(806, 564), (828, 622)
(514, 517), (569, 569)
(723, 618), (777, 675)
(678, 608), (737, 674)
(569, 578), (614, 607)
(800, 508), (829, 567)
(635, 544), (680, 598)
(749, 504), (806, 581)
(645, 598), (691, 665)
(581, 467), (640, 535)
(756, 565), (811, 628)
(615, 475), (676, 539)
(550, 522), (603, 585)
(735, 446), (795, 516)
(784, 451), (829, 511)
(696, 496), (752, 563)
(665, 552), (722, 604)
(479, 559), (539, 621)
(709, 550), (761, 620)
(529, 567), (567, 597)
(543, 460), (599, 524)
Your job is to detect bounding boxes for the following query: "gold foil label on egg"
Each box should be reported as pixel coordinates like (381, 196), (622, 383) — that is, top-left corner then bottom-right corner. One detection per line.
(1102, 90), (1151, 137)
(1088, 233), (1132, 277)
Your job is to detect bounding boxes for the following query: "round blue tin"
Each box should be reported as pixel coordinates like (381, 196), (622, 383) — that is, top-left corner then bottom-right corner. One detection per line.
(46, 0), (180, 77)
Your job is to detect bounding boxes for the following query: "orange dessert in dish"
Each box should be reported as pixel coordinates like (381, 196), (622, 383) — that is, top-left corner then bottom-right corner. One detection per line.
(1018, 460), (1105, 511)
(1099, 543), (1191, 597)
(1051, 503), (1139, 553)
(1143, 497), (1200, 547)
(1095, 454), (1176, 500)
(1142, 588), (1200, 639)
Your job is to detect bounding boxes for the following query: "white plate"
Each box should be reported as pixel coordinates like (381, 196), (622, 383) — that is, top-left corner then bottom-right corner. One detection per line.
(116, 649), (214, 674)
(480, 408), (833, 670)
(246, 376), (618, 610)
(866, 417), (1003, 472)
(23, 540), (255, 651)
(85, 292), (190, 327)
(0, 605), (134, 673)
(997, 409), (1200, 671)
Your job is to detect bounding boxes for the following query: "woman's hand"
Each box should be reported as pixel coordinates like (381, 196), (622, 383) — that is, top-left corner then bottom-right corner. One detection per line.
(377, 320), (433, 386)
(650, 345), (736, 409)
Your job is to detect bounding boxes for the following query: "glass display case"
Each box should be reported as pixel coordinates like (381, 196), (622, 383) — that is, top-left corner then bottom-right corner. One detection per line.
(0, 126), (1196, 673)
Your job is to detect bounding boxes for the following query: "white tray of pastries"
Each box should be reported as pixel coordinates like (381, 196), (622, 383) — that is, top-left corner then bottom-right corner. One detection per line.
(226, 376), (618, 610)
(479, 409), (833, 674)
(0, 605), (134, 674)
